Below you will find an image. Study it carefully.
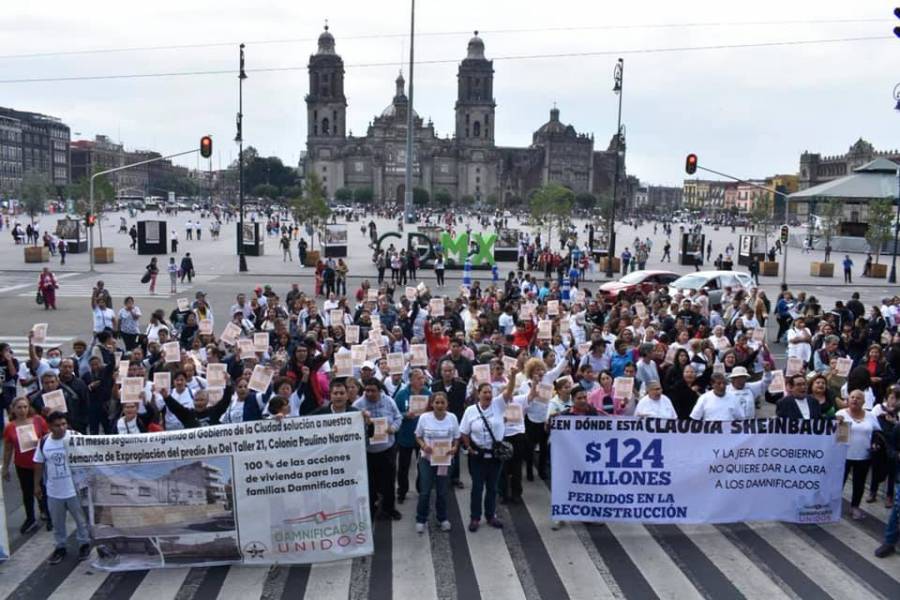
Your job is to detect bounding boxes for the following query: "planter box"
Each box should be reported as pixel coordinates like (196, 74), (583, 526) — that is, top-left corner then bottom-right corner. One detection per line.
(24, 246), (49, 263)
(598, 257), (622, 274)
(304, 250), (320, 267)
(93, 247), (115, 264)
(759, 261), (779, 276)
(867, 263), (888, 279)
(809, 262), (834, 277)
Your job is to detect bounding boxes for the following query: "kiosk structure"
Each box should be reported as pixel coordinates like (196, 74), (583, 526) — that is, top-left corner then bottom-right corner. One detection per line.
(137, 221), (167, 255)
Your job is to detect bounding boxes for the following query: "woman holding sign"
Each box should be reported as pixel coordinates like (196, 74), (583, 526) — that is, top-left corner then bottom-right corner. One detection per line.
(414, 392), (460, 533)
(836, 389), (882, 519)
(2, 397), (49, 534)
(460, 382), (508, 531)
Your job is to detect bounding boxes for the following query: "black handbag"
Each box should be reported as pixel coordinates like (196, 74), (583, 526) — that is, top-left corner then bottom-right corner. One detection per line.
(140, 270), (152, 284)
(35, 290), (44, 305)
(476, 404), (514, 462)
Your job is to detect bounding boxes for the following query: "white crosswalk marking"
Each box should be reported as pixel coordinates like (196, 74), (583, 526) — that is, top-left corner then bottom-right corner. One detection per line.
(216, 564), (273, 600)
(4, 336), (75, 358)
(392, 464), (437, 600)
(46, 554), (108, 600)
(0, 272), (79, 295)
(14, 275), (218, 299)
(822, 519), (900, 583)
(304, 561), (353, 599)
(130, 566), (191, 598)
(0, 514), (74, 598)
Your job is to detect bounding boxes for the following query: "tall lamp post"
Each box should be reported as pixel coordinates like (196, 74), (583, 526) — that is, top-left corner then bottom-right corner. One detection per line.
(402, 0), (416, 224)
(605, 58), (624, 278)
(236, 43), (248, 272)
(889, 166), (900, 283)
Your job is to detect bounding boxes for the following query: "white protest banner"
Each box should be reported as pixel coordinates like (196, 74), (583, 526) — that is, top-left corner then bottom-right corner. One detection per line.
(429, 298), (444, 317)
(153, 372), (171, 393)
(163, 342), (181, 363)
(473, 364), (490, 384)
(835, 357), (853, 378)
(410, 344), (428, 367)
(43, 389), (67, 413)
(768, 370), (786, 395)
(254, 333), (269, 353)
(550, 417), (846, 524)
(248, 365), (274, 393)
(207, 363), (227, 388)
(537, 320), (552, 340)
(64, 414), (372, 570)
(199, 319), (213, 336)
(32, 323), (48, 346)
(785, 357), (803, 376)
(221, 322), (241, 346)
(345, 325), (360, 345)
(386, 353), (405, 373)
(409, 395), (429, 416)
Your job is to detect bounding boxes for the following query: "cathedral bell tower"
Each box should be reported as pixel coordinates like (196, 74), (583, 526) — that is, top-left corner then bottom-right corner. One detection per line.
(455, 31), (495, 146)
(306, 24), (347, 139)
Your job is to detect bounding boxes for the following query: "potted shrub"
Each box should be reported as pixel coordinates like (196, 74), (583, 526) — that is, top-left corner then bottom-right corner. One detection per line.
(810, 198), (842, 277)
(864, 198), (892, 279)
(19, 171), (50, 263)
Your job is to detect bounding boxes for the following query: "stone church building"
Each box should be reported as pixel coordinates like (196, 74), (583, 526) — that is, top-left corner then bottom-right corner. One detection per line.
(304, 27), (623, 205)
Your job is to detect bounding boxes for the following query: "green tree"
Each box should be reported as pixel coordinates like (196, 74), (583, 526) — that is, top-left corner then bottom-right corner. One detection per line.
(412, 187), (430, 207)
(290, 172), (331, 249)
(485, 193), (499, 207)
(251, 183), (279, 200)
(334, 187), (353, 203)
(353, 187), (374, 204)
(865, 198), (894, 264)
(575, 192), (597, 211)
(19, 172), (51, 245)
(818, 198), (843, 260)
(69, 167), (115, 246)
(530, 183), (575, 242)
(434, 188), (452, 207)
(460, 194), (475, 206)
(748, 192), (774, 253)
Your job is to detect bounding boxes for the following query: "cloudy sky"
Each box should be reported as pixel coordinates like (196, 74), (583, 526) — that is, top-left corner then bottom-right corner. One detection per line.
(2, 1), (897, 186)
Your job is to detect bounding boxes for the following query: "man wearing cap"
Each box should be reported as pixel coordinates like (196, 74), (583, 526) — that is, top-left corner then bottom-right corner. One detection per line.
(726, 365), (773, 419)
(690, 373), (743, 421)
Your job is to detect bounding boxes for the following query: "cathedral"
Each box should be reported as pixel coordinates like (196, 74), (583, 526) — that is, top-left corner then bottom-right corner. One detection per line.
(304, 27), (624, 205)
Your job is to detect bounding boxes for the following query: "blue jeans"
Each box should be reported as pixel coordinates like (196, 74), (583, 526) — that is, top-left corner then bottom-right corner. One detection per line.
(416, 458), (449, 523)
(48, 495), (90, 550)
(885, 486), (900, 546)
(467, 452), (501, 521)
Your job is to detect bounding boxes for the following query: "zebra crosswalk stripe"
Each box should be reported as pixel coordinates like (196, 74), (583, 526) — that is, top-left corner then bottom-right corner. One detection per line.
(215, 564), (272, 600)
(391, 464), (438, 600)
(3, 336), (75, 358)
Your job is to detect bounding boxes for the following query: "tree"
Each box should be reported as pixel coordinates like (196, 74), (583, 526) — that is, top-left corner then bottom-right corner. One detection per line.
(353, 187), (374, 204)
(434, 188), (452, 207)
(68, 167), (115, 246)
(335, 187), (353, 203)
(290, 171), (331, 249)
(575, 192), (597, 211)
(865, 198), (894, 264)
(412, 187), (430, 207)
(748, 192), (774, 253)
(19, 172), (51, 245)
(530, 183), (575, 243)
(818, 198), (843, 260)
(252, 183), (279, 200)
(459, 194), (475, 206)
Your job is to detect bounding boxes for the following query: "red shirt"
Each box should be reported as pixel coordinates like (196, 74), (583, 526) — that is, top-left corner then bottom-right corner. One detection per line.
(3, 417), (49, 469)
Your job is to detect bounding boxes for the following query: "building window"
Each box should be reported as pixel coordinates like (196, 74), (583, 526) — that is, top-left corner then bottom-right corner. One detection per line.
(111, 484), (126, 496)
(322, 118), (330, 135)
(473, 122), (481, 137)
(322, 165), (327, 172)
(139, 486), (151, 497)
(476, 177), (480, 183)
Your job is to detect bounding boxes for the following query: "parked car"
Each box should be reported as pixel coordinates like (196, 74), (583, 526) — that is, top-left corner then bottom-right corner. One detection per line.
(599, 270), (679, 300)
(668, 270), (754, 306)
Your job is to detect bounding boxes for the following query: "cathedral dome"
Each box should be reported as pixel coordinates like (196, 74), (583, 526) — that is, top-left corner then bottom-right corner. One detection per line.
(536, 107), (567, 135)
(317, 25), (335, 55)
(380, 71), (418, 118)
(467, 31), (485, 59)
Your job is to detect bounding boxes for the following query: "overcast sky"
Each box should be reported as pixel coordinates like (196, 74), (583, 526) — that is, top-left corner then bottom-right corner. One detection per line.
(1, 1), (897, 186)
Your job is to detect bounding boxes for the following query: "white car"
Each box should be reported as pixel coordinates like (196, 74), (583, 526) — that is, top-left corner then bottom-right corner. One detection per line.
(668, 270), (754, 306)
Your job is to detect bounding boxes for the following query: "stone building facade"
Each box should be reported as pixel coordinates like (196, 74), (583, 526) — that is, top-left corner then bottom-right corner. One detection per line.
(0, 106), (70, 192)
(304, 28), (623, 205)
(799, 138), (900, 190)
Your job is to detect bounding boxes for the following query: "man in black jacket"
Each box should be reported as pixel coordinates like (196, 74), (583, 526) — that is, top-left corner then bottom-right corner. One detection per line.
(57, 358), (89, 432)
(180, 253), (195, 283)
(875, 417), (900, 558)
(775, 375), (822, 420)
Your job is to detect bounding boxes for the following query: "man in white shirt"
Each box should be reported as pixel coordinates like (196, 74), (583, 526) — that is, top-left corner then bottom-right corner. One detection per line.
(690, 373), (743, 421)
(91, 296), (117, 336)
(34, 412), (91, 564)
(726, 365), (773, 419)
(635, 381), (677, 419)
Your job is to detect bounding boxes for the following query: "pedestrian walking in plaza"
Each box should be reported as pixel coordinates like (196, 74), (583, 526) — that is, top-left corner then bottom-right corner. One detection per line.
(336, 258), (348, 296)
(185, 219), (193, 240)
(195, 221), (202, 240)
(662, 240), (671, 262)
(824, 243), (832, 263)
(180, 252), (194, 283)
(34, 412), (92, 564)
(167, 257), (178, 293)
(57, 239), (66, 265)
(434, 253), (445, 287)
(298, 238), (308, 267)
(748, 259), (760, 285)
(843, 255), (853, 283)
(170, 229), (178, 254)
(706, 240), (712, 261)
(281, 234), (293, 262)
(38, 267), (58, 310)
(2, 397), (49, 535)
(864, 253), (873, 277)
(145, 257), (159, 294)
(129, 225), (137, 250)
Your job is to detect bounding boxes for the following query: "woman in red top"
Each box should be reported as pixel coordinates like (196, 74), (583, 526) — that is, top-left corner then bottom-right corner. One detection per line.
(2, 396), (49, 533)
(38, 266), (58, 310)
(424, 321), (450, 372)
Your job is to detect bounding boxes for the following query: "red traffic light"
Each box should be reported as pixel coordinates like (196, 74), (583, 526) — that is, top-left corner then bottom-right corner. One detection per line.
(85, 213), (95, 227)
(895, 7), (900, 38)
(200, 135), (213, 158)
(685, 153), (698, 175)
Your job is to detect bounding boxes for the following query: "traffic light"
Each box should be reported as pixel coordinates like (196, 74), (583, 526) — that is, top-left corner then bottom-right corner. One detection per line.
(85, 213), (95, 228)
(895, 7), (900, 38)
(200, 135), (213, 158)
(685, 153), (698, 175)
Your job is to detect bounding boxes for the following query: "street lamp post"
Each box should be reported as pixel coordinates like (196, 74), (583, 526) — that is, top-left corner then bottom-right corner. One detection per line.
(605, 58), (624, 278)
(403, 0), (416, 224)
(889, 167), (900, 283)
(236, 43), (248, 272)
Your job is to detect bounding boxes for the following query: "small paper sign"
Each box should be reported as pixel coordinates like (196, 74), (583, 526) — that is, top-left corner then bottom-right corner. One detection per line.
(367, 289), (378, 302)
(410, 344), (428, 367)
(537, 319), (552, 340)
(330, 309), (344, 325)
(16, 424), (38, 453)
(334, 353), (353, 377)
(536, 383), (554, 402)
(345, 325), (360, 344)
(634, 302), (648, 319)
(547, 300), (560, 316)
(350, 345), (367, 367)
(459, 285), (470, 298)
(613, 377), (634, 398)
(207, 363), (227, 388)
(177, 298), (190, 312)
(578, 342), (592, 356)
(473, 364), (490, 384)
(199, 319), (213, 335)
(664, 346), (677, 364)
(429, 298), (444, 317)
(835, 357), (852, 378)
(248, 365), (274, 393)
(207, 388), (225, 406)
(504, 403), (524, 425)
(431, 440), (452, 467)
(253, 333), (269, 353)
(767, 370), (786, 395)
(43, 389), (66, 413)
(153, 372), (171, 393)
(387, 353), (405, 373)
(221, 322), (242, 346)
(785, 357), (804, 376)
(409, 395), (429, 416)
(416, 282), (427, 294)
(365, 339), (382, 360)
(31, 323), (48, 346)
(122, 377), (144, 404)
(836, 420), (850, 443)
(560, 318), (571, 334)
(716, 336), (730, 351)
(371, 417), (389, 444)
(370, 314), (381, 332)
(502, 356), (518, 376)
(237, 338), (256, 355)
(405, 287), (417, 301)
(117, 360), (129, 384)
(368, 329), (382, 344)
(163, 341), (181, 363)
(713, 362), (725, 375)
(752, 328), (766, 343)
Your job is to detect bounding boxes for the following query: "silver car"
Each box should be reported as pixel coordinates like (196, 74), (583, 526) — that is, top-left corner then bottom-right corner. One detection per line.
(668, 270), (754, 306)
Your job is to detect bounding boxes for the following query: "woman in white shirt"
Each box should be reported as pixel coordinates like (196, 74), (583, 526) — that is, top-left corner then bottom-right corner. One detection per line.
(414, 392), (460, 534)
(836, 389), (881, 520)
(635, 380), (677, 419)
(460, 382), (507, 532)
(786, 318), (812, 364)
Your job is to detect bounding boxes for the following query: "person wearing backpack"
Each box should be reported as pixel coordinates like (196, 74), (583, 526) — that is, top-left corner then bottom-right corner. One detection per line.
(34, 411), (91, 564)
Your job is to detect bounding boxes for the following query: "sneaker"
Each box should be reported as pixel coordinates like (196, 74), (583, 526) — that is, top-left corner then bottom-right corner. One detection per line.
(874, 544), (896, 558)
(551, 520), (564, 531)
(48, 548), (66, 565)
(415, 522), (425, 534)
(487, 517), (504, 529)
(78, 544), (91, 561)
(468, 519), (480, 532)
(20, 519), (38, 535)
(453, 480), (465, 489)
(440, 520), (452, 532)
(851, 508), (865, 520)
